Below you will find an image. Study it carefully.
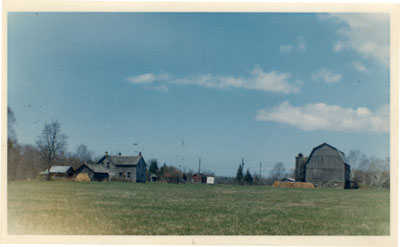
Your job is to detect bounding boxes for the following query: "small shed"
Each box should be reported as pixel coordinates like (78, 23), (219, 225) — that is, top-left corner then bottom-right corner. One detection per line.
(74, 163), (109, 181)
(192, 173), (207, 184)
(150, 173), (159, 182)
(40, 166), (74, 178)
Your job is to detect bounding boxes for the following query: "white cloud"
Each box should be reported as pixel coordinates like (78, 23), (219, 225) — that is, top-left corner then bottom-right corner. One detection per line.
(311, 68), (342, 83)
(280, 45), (293, 54)
(127, 72), (169, 84)
(320, 13), (389, 67)
(128, 67), (301, 94)
(297, 37), (307, 52)
(255, 101), (389, 133)
(279, 37), (306, 54)
(351, 61), (369, 74)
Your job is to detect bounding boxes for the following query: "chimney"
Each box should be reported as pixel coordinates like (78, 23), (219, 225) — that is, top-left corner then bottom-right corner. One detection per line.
(119, 152), (122, 156)
(105, 151), (108, 156)
(139, 152), (142, 156)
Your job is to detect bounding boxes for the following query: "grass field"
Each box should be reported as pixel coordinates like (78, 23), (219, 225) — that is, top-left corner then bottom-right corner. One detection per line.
(7, 181), (390, 235)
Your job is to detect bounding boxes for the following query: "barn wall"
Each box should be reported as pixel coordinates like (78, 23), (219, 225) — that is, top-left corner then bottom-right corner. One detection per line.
(305, 145), (345, 188)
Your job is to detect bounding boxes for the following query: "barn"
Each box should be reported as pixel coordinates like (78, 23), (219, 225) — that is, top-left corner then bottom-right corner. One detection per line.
(74, 163), (109, 181)
(295, 143), (351, 189)
(39, 166), (74, 179)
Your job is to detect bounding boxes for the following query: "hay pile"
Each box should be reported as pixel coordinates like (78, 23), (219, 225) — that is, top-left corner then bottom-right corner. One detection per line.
(74, 173), (91, 182)
(272, 181), (314, 189)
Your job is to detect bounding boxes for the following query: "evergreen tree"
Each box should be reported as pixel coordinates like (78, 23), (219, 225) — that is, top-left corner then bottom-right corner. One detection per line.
(149, 159), (159, 174)
(236, 158), (245, 185)
(244, 169), (253, 185)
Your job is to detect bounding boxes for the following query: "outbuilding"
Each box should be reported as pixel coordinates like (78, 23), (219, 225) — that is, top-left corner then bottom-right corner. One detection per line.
(74, 163), (109, 181)
(39, 166), (74, 179)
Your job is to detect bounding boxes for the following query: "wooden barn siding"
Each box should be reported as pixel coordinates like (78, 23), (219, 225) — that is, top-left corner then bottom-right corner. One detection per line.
(305, 146), (345, 183)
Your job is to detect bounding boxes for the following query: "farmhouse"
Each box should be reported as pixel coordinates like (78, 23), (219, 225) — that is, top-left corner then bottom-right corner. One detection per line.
(40, 166), (74, 178)
(295, 143), (351, 189)
(97, 152), (147, 182)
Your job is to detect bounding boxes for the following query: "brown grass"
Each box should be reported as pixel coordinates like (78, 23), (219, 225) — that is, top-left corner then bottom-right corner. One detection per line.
(74, 173), (90, 182)
(272, 181), (314, 189)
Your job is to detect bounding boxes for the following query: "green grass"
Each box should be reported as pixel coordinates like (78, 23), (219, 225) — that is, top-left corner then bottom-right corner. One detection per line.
(7, 181), (390, 235)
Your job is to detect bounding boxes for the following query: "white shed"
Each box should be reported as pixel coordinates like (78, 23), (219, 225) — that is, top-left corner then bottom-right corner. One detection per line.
(206, 176), (215, 185)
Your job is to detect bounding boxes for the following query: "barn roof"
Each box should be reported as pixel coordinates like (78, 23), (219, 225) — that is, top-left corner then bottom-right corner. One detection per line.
(98, 154), (143, 166)
(306, 143), (349, 165)
(41, 166), (73, 174)
(83, 163), (109, 174)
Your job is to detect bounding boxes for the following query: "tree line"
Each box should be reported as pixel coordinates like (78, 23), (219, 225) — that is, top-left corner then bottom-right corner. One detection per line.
(7, 107), (94, 180)
(7, 106), (390, 188)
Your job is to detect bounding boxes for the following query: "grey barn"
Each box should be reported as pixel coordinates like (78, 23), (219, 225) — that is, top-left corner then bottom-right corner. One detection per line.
(295, 143), (351, 189)
(97, 152), (147, 182)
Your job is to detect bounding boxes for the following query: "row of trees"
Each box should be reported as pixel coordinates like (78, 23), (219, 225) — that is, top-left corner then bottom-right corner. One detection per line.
(235, 159), (292, 186)
(147, 159), (214, 183)
(8, 107), (93, 180)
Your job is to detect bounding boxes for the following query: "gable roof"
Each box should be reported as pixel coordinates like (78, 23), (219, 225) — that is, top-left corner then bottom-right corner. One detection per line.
(98, 155), (143, 166)
(41, 166), (73, 174)
(305, 143), (348, 166)
(80, 163), (109, 174)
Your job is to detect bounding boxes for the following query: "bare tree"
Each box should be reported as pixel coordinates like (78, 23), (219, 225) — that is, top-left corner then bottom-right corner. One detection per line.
(36, 120), (68, 180)
(269, 162), (286, 181)
(8, 106), (17, 146)
(76, 144), (93, 163)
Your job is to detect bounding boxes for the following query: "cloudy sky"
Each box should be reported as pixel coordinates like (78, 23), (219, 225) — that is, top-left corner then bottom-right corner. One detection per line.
(8, 13), (390, 176)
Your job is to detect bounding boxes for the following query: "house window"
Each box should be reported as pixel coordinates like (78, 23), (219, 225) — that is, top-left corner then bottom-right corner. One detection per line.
(107, 165), (110, 168)
(107, 162), (110, 164)
(127, 172), (131, 178)
(119, 172), (123, 177)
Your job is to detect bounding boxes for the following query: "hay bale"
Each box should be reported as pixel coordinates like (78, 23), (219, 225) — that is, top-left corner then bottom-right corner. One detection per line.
(74, 173), (91, 182)
(272, 181), (314, 189)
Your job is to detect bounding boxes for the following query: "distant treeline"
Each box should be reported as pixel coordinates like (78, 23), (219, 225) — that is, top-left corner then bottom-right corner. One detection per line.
(7, 106), (390, 188)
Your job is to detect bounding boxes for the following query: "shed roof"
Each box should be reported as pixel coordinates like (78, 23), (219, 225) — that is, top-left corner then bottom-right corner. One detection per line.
(41, 166), (73, 174)
(83, 163), (109, 174)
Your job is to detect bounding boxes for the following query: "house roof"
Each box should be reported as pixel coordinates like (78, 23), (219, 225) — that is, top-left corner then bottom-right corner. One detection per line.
(41, 166), (73, 174)
(83, 163), (109, 174)
(98, 155), (143, 166)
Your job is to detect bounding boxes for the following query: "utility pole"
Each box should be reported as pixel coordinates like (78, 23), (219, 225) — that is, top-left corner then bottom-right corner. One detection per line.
(198, 157), (201, 184)
(259, 162), (262, 186)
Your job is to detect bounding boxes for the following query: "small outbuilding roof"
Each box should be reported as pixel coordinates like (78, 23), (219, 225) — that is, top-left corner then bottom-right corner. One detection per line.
(81, 163), (109, 174)
(41, 166), (73, 174)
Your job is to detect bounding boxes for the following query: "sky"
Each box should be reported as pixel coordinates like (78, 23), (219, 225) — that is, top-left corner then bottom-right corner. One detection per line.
(7, 12), (390, 176)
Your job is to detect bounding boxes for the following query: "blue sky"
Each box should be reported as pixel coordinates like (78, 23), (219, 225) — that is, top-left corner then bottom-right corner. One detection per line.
(8, 13), (390, 176)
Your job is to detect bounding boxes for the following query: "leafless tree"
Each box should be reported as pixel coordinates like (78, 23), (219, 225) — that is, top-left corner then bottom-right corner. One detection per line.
(36, 120), (68, 180)
(76, 144), (93, 163)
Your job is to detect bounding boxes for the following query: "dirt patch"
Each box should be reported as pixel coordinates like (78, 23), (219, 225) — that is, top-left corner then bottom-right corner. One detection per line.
(74, 173), (91, 182)
(272, 181), (314, 189)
